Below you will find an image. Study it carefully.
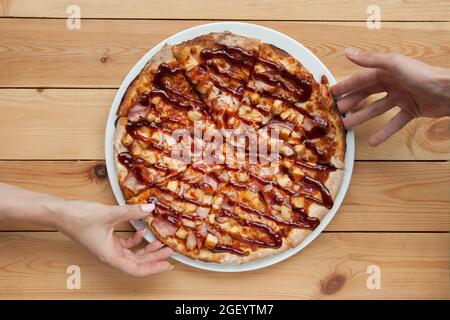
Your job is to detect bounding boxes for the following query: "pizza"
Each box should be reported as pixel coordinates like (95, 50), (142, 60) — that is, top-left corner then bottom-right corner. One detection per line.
(113, 32), (346, 263)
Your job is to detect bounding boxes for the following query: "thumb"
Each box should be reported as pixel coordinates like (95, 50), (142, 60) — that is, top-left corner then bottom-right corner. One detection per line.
(109, 203), (155, 224)
(345, 48), (394, 70)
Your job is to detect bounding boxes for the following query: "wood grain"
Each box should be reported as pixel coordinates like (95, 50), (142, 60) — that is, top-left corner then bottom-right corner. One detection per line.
(0, 161), (448, 232)
(1, 0), (449, 21)
(1, 89), (449, 160)
(0, 20), (449, 88)
(0, 89), (109, 160)
(0, 7), (448, 300)
(0, 232), (447, 299)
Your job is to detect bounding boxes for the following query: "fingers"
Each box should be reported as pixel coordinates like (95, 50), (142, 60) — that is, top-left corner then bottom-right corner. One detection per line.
(332, 69), (382, 97)
(112, 256), (173, 277)
(343, 95), (396, 129)
(137, 246), (174, 263)
(109, 203), (155, 225)
(119, 246), (174, 276)
(369, 109), (414, 146)
(108, 237), (174, 277)
(119, 228), (146, 249)
(135, 240), (163, 255)
(337, 83), (386, 113)
(344, 48), (396, 70)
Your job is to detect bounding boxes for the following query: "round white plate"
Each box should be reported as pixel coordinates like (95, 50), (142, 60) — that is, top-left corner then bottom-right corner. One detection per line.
(105, 22), (355, 272)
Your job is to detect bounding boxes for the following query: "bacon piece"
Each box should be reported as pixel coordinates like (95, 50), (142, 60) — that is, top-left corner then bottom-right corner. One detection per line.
(197, 237), (204, 250)
(128, 103), (149, 122)
(268, 119), (295, 132)
(186, 232), (197, 251)
(151, 217), (178, 238)
(215, 215), (228, 224)
(220, 195), (236, 212)
(183, 168), (218, 190)
(196, 223), (208, 238)
(123, 172), (147, 194)
(207, 227), (221, 238)
(139, 167), (157, 185)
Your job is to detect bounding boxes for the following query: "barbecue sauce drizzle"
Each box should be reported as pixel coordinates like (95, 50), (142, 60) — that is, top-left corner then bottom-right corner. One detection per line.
(120, 45), (339, 255)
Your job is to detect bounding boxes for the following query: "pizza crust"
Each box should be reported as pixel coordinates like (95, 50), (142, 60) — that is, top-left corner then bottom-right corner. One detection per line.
(172, 32), (260, 71)
(317, 78), (346, 169)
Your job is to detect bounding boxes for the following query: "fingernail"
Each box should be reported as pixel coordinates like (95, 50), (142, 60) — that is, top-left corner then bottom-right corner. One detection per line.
(345, 48), (360, 57)
(140, 203), (155, 213)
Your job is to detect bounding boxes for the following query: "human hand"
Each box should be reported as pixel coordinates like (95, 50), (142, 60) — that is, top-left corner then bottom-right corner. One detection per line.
(332, 48), (450, 146)
(54, 200), (174, 277)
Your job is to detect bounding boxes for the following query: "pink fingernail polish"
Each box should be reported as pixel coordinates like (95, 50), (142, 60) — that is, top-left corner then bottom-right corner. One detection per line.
(141, 203), (155, 213)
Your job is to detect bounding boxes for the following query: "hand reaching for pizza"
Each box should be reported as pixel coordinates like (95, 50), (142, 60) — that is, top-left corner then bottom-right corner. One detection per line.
(0, 183), (174, 277)
(56, 200), (174, 277)
(332, 48), (450, 146)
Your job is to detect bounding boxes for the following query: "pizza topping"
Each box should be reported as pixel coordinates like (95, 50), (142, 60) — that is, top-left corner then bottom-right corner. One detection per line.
(302, 117), (327, 140)
(128, 103), (150, 122)
(186, 231), (198, 251)
(187, 110), (203, 121)
(152, 63), (207, 114)
(123, 171), (147, 194)
(293, 207), (319, 229)
(176, 227), (189, 240)
(151, 217), (178, 238)
(294, 159), (337, 172)
(218, 195), (282, 248)
(121, 133), (134, 147)
(254, 57), (312, 102)
(302, 175), (333, 209)
(200, 46), (257, 70)
(212, 243), (248, 256)
(182, 218), (196, 229)
(204, 233), (219, 249)
(118, 152), (134, 169)
(196, 206), (210, 218)
(196, 222), (209, 238)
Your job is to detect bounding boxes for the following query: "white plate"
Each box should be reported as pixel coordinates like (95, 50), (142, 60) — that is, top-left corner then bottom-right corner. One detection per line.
(105, 22), (355, 272)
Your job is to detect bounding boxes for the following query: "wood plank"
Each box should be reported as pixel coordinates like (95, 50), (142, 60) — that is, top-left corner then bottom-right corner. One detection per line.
(0, 20), (449, 88)
(1, 89), (448, 160)
(0, 232), (447, 299)
(0, 89), (110, 160)
(0, 161), (448, 232)
(1, 0), (449, 21)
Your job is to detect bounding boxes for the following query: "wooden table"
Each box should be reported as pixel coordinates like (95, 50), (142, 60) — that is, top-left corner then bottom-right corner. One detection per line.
(0, 0), (449, 299)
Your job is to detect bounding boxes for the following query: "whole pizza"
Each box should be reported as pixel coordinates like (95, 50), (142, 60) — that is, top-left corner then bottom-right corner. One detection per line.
(113, 32), (346, 263)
